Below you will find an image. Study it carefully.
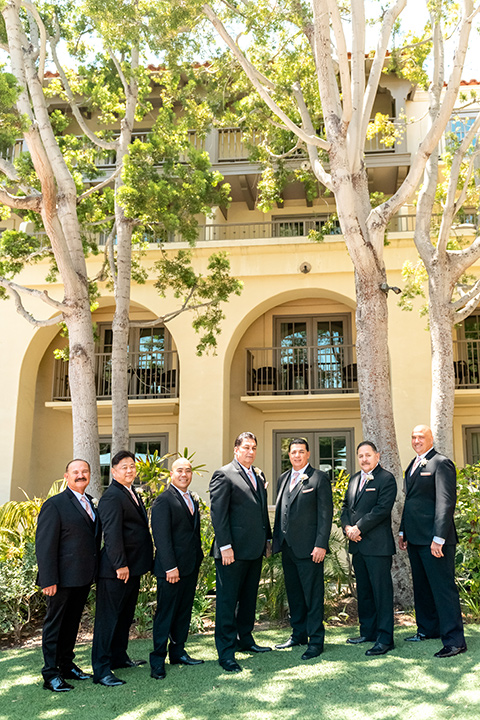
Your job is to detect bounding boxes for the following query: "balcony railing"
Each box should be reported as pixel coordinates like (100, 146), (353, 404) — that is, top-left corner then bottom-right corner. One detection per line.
(52, 349), (179, 400)
(1, 121), (406, 173)
(454, 340), (480, 388)
(246, 345), (357, 395)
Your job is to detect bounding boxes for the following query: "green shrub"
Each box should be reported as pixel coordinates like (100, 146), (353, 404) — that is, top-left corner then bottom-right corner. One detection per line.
(455, 463), (480, 618)
(0, 537), (44, 640)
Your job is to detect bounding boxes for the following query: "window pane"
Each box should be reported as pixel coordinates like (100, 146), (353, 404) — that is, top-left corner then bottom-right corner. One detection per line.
(139, 327), (165, 352)
(471, 431), (480, 465)
(134, 439), (162, 461)
(464, 315), (480, 339)
(318, 434), (347, 481)
(100, 442), (111, 489)
(280, 322), (307, 347)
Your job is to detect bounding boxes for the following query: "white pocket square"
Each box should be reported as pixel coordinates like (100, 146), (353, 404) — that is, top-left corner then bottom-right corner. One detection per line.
(365, 488), (376, 491)
(302, 488), (314, 493)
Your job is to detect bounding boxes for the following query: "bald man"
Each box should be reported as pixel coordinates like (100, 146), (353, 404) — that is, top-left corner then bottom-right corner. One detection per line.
(399, 425), (466, 658)
(149, 459), (204, 680)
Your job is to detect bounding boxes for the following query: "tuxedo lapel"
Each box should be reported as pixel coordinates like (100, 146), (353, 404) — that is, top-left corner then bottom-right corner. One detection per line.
(234, 460), (260, 502)
(289, 464), (312, 504)
(169, 484), (195, 525)
(350, 471), (362, 507)
(66, 487), (95, 528)
(276, 472), (290, 505)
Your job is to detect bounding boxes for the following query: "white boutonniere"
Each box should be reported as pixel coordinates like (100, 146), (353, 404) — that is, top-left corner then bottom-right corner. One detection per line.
(420, 459), (427, 468)
(89, 497), (98, 508)
(254, 467), (268, 489)
(366, 474), (374, 482)
(191, 491), (200, 503)
(300, 474), (309, 486)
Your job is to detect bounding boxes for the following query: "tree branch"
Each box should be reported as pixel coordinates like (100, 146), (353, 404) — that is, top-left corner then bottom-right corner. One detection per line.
(449, 235), (480, 277)
(49, 17), (116, 152)
(22, 0), (47, 82)
(0, 188), (42, 211)
(77, 166), (122, 202)
(203, 4), (329, 150)
(453, 278), (480, 319)
(375, 0), (478, 223)
(0, 156), (41, 196)
(325, 0), (352, 123)
(105, 45), (129, 96)
(292, 81), (333, 190)
(360, 0), (408, 144)
(0, 276), (69, 318)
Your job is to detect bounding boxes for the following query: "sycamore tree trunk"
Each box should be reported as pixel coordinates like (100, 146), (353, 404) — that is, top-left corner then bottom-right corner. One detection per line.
(111, 204), (133, 455)
(2, 1), (101, 495)
(333, 175), (411, 605)
(110, 56), (139, 455)
(429, 276), (456, 459)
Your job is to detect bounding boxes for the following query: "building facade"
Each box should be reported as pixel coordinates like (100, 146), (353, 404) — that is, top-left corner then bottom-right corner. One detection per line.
(1, 76), (480, 503)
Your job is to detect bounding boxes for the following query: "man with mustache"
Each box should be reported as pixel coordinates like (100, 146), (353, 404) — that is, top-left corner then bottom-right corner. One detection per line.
(36, 459), (101, 692)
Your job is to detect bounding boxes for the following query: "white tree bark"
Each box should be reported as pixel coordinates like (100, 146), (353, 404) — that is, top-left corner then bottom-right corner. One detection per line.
(203, 0), (478, 604)
(1, 1), (101, 495)
(414, 4), (480, 457)
(109, 48), (140, 455)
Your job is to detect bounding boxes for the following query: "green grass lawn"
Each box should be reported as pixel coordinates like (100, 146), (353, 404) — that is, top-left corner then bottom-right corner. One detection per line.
(1, 626), (479, 720)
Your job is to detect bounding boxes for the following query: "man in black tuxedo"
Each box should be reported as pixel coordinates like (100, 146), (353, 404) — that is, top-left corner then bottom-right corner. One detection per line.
(91, 450), (153, 686)
(399, 425), (466, 657)
(36, 459), (100, 692)
(149, 458), (204, 680)
(210, 431), (272, 672)
(273, 439), (333, 660)
(341, 441), (397, 656)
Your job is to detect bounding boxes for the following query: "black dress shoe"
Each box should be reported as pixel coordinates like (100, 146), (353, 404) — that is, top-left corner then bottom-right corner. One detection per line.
(301, 645), (323, 660)
(60, 664), (92, 680)
(93, 673), (126, 687)
(365, 642), (394, 656)
(275, 636), (307, 649)
(434, 645), (467, 658)
(219, 659), (242, 672)
(111, 658), (146, 669)
(404, 632), (428, 642)
(170, 653), (204, 666)
(43, 676), (74, 692)
(346, 636), (374, 645)
(238, 643), (272, 653)
(151, 667), (166, 679)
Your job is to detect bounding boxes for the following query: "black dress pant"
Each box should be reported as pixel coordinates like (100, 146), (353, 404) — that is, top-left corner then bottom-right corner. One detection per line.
(214, 556), (263, 661)
(91, 575), (141, 680)
(407, 543), (465, 647)
(41, 584), (91, 681)
(149, 568), (199, 672)
(281, 542), (325, 647)
(352, 552), (393, 645)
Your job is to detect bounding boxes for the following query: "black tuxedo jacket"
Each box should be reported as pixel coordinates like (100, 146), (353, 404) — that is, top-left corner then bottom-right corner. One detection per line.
(151, 484), (204, 578)
(209, 459), (271, 560)
(97, 479), (153, 578)
(272, 465), (333, 557)
(400, 449), (458, 545)
(340, 464), (397, 556)
(36, 487), (101, 588)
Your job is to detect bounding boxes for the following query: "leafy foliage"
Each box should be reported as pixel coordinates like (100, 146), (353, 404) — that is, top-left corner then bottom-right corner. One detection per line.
(456, 463), (480, 618)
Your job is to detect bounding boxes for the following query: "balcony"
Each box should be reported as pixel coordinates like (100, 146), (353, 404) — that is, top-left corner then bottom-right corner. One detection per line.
(2, 122), (407, 172)
(52, 349), (179, 401)
(245, 345), (358, 396)
(454, 340), (480, 388)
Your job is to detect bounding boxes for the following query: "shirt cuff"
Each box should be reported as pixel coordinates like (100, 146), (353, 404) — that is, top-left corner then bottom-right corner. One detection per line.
(433, 536), (445, 545)
(220, 544), (232, 551)
(399, 532), (404, 537)
(166, 567), (178, 573)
